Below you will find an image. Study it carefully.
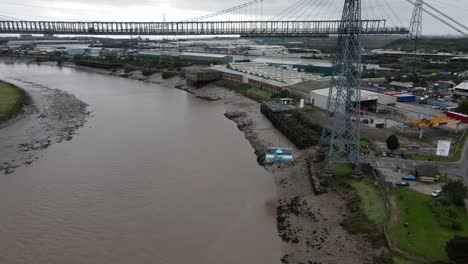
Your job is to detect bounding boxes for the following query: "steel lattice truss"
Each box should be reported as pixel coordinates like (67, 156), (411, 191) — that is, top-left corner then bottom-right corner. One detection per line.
(321, 0), (362, 165)
(0, 20), (407, 36)
(408, 0), (423, 39)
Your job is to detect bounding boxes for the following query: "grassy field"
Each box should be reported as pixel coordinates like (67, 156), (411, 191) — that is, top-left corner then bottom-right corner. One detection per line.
(411, 132), (467, 162)
(390, 188), (468, 261)
(0, 81), (25, 123)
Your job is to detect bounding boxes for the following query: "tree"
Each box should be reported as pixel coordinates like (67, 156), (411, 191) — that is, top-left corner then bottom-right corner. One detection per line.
(446, 237), (468, 264)
(458, 99), (468, 115)
(443, 180), (468, 206)
(386, 135), (400, 152)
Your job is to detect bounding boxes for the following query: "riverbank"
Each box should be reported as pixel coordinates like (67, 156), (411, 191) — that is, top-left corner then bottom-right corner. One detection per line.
(0, 60), (90, 175)
(0, 80), (27, 124)
(190, 84), (381, 263)
(65, 62), (382, 262)
(3, 59), (381, 262)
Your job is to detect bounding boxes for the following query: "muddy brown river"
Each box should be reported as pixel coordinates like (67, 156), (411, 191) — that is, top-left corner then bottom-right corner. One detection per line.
(0, 62), (280, 264)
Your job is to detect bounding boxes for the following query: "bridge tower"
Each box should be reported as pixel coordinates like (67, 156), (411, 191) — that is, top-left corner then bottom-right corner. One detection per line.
(321, 0), (362, 166)
(408, 0), (423, 73)
(409, 0), (423, 40)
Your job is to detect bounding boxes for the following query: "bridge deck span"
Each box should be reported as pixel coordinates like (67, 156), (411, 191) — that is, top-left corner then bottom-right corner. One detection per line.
(0, 20), (408, 36)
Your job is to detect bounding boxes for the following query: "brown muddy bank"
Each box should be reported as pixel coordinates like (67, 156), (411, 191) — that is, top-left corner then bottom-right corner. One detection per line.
(5, 60), (380, 263)
(0, 64), (90, 174)
(55, 61), (379, 263)
(192, 85), (380, 263)
(0, 61), (281, 264)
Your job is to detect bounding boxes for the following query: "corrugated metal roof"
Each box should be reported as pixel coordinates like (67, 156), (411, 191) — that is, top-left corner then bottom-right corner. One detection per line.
(285, 78), (331, 92)
(455, 81), (468, 91)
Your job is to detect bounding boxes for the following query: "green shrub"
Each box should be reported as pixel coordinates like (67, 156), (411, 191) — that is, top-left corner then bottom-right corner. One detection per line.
(430, 200), (463, 230)
(443, 180), (468, 206)
(142, 69), (156, 76)
(341, 188), (385, 246)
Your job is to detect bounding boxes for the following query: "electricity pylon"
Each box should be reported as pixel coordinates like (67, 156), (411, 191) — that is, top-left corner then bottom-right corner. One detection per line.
(321, 0), (362, 166)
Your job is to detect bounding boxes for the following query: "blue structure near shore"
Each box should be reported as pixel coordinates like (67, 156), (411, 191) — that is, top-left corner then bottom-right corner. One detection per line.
(265, 147), (294, 164)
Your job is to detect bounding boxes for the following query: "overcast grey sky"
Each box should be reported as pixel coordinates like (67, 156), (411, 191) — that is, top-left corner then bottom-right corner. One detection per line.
(0, 0), (466, 36)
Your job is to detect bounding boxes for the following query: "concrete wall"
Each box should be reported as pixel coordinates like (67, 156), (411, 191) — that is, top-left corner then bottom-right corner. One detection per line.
(309, 91), (328, 109)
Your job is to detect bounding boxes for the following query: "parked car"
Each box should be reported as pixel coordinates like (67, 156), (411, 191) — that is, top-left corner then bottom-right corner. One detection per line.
(403, 175), (417, 181)
(396, 181), (410, 187)
(431, 190), (443, 197)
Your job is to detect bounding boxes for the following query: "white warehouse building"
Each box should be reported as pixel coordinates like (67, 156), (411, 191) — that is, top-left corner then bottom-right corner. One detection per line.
(309, 88), (397, 112)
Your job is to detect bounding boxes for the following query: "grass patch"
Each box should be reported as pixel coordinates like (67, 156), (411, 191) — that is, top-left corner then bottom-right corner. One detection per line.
(390, 188), (468, 261)
(0, 81), (26, 123)
(351, 177), (386, 225)
(411, 132), (467, 162)
(244, 87), (274, 101)
(333, 166), (387, 247)
(360, 138), (371, 146)
(214, 80), (274, 102)
(330, 163), (353, 178)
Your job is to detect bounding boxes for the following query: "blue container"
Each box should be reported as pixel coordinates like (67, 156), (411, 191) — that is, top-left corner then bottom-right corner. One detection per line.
(396, 95), (416, 102)
(265, 147), (294, 164)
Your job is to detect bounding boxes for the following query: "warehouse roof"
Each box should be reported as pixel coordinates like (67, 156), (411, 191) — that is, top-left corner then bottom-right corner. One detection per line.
(210, 65), (243, 75)
(390, 81), (414, 88)
(455, 81), (468, 91)
(180, 52), (232, 59)
(312, 88), (380, 102)
(285, 78), (331, 92)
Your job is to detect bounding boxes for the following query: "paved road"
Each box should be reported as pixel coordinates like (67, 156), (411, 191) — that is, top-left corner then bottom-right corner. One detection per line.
(365, 138), (468, 184)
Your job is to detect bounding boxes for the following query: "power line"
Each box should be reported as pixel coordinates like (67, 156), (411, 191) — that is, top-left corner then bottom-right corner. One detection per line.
(405, 0), (468, 36)
(183, 0), (263, 22)
(422, 1), (468, 32)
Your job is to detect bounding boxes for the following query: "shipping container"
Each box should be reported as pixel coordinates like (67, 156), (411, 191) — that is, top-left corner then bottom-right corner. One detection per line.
(396, 94), (417, 102)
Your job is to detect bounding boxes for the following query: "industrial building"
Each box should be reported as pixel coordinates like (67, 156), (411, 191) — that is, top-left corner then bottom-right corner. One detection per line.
(251, 57), (333, 74)
(138, 51), (233, 63)
(211, 65), (286, 94)
(228, 62), (321, 84)
(454, 81), (468, 92)
(284, 78), (331, 101)
(309, 88), (397, 112)
(185, 67), (222, 88)
(389, 81), (414, 91)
